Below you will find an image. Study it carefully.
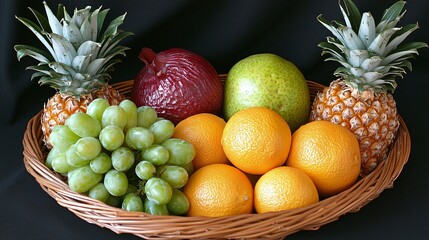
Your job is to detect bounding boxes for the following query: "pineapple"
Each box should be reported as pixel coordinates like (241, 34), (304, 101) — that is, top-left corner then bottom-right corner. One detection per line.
(15, 2), (132, 148)
(310, 0), (427, 175)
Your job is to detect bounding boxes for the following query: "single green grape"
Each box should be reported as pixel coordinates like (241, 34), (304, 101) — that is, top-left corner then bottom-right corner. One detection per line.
(144, 177), (172, 205)
(88, 183), (110, 203)
(122, 193), (144, 212)
(51, 152), (75, 174)
(135, 160), (156, 180)
(75, 137), (101, 160)
(119, 99), (138, 131)
(68, 165), (103, 193)
(99, 125), (124, 151)
(157, 165), (189, 189)
(137, 106), (157, 128)
(125, 127), (154, 151)
(46, 147), (61, 169)
(66, 144), (92, 167)
(143, 198), (169, 216)
(49, 124), (81, 152)
(86, 98), (110, 123)
(89, 152), (112, 174)
(111, 147), (135, 172)
(104, 169), (129, 197)
(149, 119), (175, 144)
(142, 145), (169, 166)
(102, 105), (127, 129)
(66, 112), (101, 138)
(161, 138), (195, 166)
(166, 189), (190, 215)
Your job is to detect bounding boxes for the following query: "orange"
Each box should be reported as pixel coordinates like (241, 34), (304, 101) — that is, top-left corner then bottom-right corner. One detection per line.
(286, 121), (361, 197)
(221, 107), (291, 175)
(183, 164), (253, 217)
(173, 113), (229, 170)
(254, 166), (319, 213)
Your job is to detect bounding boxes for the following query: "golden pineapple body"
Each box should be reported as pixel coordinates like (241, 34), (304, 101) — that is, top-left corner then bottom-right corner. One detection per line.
(312, 1), (427, 175)
(42, 84), (124, 148)
(310, 80), (399, 175)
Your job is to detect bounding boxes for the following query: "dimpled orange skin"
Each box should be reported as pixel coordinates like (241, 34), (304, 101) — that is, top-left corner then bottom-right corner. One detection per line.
(221, 107), (292, 175)
(183, 164), (253, 217)
(286, 121), (361, 197)
(254, 166), (319, 213)
(173, 113), (229, 171)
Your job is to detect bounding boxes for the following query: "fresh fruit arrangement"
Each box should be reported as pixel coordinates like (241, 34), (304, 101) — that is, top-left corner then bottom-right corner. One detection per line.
(46, 98), (195, 215)
(17, 0), (426, 237)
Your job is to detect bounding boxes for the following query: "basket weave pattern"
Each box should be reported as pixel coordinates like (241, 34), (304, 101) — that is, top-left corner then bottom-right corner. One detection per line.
(22, 77), (411, 239)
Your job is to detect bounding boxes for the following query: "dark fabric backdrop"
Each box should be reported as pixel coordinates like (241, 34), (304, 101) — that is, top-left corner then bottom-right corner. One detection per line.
(1, 0), (428, 239)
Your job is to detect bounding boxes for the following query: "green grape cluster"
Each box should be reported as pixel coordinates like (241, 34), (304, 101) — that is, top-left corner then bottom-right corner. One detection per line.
(45, 98), (195, 216)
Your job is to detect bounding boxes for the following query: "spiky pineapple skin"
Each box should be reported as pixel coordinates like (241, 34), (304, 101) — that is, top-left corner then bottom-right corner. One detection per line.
(42, 84), (124, 148)
(310, 79), (399, 175)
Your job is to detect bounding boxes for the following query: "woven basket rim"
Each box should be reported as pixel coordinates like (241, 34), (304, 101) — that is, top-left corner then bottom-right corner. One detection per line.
(22, 77), (411, 239)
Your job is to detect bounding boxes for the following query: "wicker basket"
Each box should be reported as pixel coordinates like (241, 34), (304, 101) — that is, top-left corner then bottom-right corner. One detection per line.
(22, 75), (411, 239)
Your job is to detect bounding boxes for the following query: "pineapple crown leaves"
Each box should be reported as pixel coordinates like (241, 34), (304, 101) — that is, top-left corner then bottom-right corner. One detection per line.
(14, 1), (133, 97)
(317, 0), (428, 93)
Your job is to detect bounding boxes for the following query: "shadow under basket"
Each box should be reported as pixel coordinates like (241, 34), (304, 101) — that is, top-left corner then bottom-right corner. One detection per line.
(22, 76), (411, 239)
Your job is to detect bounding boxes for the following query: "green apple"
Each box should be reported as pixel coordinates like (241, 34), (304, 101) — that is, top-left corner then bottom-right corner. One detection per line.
(223, 53), (310, 131)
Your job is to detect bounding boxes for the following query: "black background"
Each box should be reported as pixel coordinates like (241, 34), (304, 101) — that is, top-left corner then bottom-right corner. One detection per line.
(1, 0), (428, 239)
